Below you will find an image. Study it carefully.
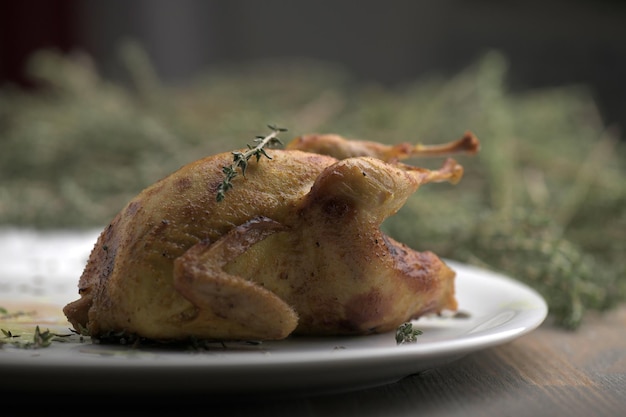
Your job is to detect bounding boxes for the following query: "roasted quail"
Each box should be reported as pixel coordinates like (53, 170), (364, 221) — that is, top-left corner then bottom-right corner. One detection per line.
(63, 131), (479, 341)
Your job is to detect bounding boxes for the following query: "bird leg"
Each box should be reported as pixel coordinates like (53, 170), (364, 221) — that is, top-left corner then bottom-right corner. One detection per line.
(286, 131), (480, 162)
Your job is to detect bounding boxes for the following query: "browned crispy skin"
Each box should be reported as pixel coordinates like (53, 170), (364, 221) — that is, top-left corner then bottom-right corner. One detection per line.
(63, 133), (476, 341)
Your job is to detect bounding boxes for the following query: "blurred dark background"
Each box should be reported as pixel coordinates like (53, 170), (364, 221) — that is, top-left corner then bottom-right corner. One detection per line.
(1, 0), (625, 133)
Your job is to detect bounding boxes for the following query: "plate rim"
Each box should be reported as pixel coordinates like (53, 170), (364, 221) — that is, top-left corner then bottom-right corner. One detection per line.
(0, 231), (548, 393)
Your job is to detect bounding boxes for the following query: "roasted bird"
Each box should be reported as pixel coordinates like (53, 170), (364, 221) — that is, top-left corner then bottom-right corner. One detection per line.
(63, 130), (479, 341)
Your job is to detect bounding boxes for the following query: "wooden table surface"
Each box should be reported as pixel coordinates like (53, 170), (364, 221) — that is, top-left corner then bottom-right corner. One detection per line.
(12, 304), (624, 416)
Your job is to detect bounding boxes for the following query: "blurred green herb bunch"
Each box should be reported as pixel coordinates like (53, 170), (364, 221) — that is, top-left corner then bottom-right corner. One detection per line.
(1, 43), (624, 329)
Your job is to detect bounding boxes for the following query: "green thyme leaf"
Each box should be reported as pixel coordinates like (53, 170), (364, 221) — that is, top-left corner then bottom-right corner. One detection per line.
(395, 322), (423, 344)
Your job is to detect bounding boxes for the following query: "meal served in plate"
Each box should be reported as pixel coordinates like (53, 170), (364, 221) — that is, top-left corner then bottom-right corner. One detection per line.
(63, 127), (479, 342)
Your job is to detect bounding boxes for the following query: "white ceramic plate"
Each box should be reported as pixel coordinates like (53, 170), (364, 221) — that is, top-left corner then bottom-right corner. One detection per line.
(0, 228), (548, 395)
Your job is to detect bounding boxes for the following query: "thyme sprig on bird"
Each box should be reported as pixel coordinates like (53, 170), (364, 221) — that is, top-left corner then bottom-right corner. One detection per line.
(216, 125), (287, 202)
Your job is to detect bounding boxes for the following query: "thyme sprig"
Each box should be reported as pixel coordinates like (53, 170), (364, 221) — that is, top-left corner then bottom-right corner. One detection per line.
(216, 124), (287, 202)
(1, 326), (73, 349)
(395, 322), (423, 344)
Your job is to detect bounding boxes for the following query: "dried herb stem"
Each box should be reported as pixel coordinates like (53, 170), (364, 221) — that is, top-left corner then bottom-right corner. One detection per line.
(216, 125), (287, 202)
